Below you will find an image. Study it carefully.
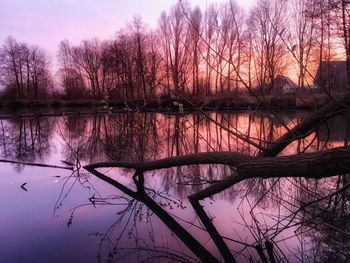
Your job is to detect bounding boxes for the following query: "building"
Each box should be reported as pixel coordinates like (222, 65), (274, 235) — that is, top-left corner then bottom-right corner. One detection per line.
(314, 61), (349, 91)
(253, 75), (298, 95)
(275, 75), (298, 94)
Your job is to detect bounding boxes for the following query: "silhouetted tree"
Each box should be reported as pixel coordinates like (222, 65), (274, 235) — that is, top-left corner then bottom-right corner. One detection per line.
(0, 36), (51, 100)
(247, 0), (288, 94)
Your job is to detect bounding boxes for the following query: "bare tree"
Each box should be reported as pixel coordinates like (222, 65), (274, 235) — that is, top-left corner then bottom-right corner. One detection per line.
(130, 16), (148, 102)
(188, 7), (203, 96)
(287, 0), (318, 89)
(57, 40), (87, 99)
(0, 36), (51, 100)
(70, 39), (103, 98)
(248, 0), (288, 94)
(159, 2), (191, 94)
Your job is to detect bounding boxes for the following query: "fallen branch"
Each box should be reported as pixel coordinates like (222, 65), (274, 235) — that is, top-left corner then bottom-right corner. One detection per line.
(0, 159), (74, 170)
(84, 151), (252, 172)
(189, 146), (350, 201)
(85, 146), (350, 201)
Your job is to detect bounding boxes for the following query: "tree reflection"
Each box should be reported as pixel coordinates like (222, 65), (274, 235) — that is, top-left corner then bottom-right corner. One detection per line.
(0, 117), (54, 171)
(57, 111), (350, 196)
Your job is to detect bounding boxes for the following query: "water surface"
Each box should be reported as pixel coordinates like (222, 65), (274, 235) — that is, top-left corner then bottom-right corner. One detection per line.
(0, 111), (349, 262)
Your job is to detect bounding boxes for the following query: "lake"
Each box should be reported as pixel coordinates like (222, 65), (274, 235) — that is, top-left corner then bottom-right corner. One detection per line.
(0, 110), (349, 262)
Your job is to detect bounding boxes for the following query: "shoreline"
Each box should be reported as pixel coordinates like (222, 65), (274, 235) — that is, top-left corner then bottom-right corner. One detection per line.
(0, 104), (314, 120)
(0, 94), (332, 113)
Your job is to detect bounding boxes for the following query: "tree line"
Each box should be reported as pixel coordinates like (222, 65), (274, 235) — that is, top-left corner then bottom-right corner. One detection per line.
(1, 0), (350, 102)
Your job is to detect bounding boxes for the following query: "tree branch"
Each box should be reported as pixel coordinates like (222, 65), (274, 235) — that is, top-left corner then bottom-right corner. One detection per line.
(84, 151), (253, 172)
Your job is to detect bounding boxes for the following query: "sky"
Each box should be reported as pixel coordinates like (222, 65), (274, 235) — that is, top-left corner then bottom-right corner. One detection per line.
(0, 0), (255, 70)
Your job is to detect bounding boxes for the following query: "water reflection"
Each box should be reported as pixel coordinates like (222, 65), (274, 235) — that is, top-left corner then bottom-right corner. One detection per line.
(0, 117), (54, 172)
(2, 111), (349, 165)
(83, 112), (350, 159)
(0, 111), (349, 262)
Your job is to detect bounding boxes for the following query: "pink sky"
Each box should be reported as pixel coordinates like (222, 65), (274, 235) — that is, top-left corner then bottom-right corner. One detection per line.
(0, 0), (255, 71)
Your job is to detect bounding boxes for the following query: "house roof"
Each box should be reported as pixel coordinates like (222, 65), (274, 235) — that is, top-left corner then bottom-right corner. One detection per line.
(274, 75), (297, 90)
(252, 75), (298, 94)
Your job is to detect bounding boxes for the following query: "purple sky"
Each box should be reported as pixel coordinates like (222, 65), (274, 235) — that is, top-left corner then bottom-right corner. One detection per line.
(0, 0), (255, 71)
